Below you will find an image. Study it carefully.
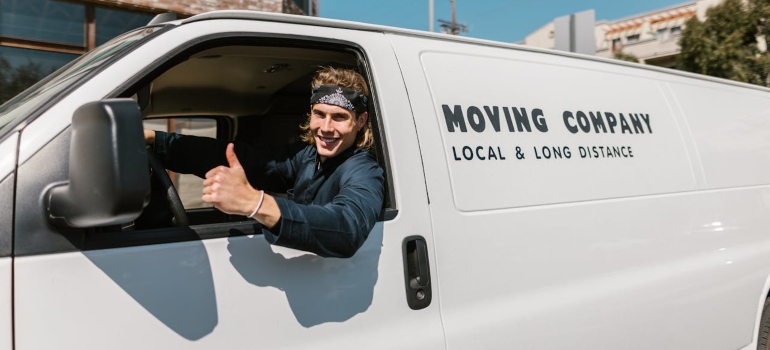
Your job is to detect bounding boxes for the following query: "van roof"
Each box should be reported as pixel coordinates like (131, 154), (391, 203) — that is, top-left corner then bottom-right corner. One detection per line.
(181, 10), (770, 93)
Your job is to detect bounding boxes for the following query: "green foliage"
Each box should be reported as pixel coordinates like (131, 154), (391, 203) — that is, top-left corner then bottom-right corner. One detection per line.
(613, 50), (640, 63)
(678, 0), (770, 86)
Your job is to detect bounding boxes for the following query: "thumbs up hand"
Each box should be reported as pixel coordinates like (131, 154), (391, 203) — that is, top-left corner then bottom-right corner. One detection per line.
(202, 143), (260, 216)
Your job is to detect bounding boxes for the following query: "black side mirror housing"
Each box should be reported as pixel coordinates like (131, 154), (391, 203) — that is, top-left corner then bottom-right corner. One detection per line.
(46, 99), (150, 228)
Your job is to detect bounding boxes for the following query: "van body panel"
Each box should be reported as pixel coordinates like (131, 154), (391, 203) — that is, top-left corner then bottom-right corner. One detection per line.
(14, 130), (75, 256)
(423, 188), (769, 349)
(0, 132), (16, 257)
(389, 32), (770, 349)
(15, 229), (437, 349)
(0, 258), (10, 350)
(666, 82), (770, 189)
(13, 20), (445, 349)
(0, 174), (13, 258)
(0, 133), (17, 183)
(418, 50), (695, 211)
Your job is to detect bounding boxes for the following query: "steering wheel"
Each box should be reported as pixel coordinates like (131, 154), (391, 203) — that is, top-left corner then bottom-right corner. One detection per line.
(146, 150), (189, 227)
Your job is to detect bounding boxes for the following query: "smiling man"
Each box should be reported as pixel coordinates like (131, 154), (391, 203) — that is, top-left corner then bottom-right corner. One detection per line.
(146, 67), (384, 258)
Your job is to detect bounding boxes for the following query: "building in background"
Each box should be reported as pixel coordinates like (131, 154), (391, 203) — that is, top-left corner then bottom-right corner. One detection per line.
(522, 0), (722, 68)
(0, 0), (318, 104)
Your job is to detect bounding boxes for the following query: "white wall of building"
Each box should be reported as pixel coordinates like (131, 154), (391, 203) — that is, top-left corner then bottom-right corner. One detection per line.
(522, 0), (730, 68)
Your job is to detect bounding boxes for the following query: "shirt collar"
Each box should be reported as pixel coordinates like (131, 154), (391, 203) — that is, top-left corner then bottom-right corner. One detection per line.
(316, 145), (361, 172)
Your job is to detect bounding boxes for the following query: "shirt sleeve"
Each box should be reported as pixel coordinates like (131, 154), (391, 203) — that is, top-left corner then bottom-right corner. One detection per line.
(151, 131), (302, 193)
(262, 157), (385, 258)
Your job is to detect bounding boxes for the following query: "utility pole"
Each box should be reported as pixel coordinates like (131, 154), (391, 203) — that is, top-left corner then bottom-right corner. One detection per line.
(429, 0), (434, 32)
(438, 0), (467, 35)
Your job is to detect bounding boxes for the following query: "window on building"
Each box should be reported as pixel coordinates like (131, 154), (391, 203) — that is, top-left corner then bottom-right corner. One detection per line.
(626, 34), (640, 44)
(656, 26), (682, 42)
(0, 46), (78, 104)
(0, 0), (159, 105)
(293, 0), (308, 10)
(0, 0), (85, 46)
(95, 7), (155, 46)
(612, 38), (622, 51)
(292, 0), (317, 15)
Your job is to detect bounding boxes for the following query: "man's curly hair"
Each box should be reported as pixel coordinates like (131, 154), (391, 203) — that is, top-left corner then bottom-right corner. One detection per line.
(300, 67), (374, 150)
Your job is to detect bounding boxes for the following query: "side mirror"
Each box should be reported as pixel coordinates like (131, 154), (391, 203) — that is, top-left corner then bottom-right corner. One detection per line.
(46, 99), (150, 228)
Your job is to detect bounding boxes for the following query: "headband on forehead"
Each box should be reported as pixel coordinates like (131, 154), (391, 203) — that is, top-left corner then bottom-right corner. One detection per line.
(310, 85), (368, 113)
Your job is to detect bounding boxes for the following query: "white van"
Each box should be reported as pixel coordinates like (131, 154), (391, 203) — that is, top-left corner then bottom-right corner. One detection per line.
(1, 10), (770, 350)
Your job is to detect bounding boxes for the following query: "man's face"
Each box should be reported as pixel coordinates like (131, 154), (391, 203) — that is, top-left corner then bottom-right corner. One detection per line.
(310, 103), (367, 162)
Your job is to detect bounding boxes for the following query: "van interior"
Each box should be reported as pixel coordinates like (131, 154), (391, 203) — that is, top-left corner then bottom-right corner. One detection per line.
(123, 39), (389, 229)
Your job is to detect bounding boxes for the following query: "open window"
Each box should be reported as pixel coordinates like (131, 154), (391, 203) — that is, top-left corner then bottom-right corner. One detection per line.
(124, 37), (394, 232)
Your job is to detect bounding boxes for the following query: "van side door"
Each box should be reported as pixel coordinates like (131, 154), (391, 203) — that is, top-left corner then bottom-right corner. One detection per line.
(13, 19), (444, 349)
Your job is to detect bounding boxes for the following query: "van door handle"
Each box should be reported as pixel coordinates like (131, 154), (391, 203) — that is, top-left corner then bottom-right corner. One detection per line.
(413, 240), (429, 287)
(403, 236), (432, 310)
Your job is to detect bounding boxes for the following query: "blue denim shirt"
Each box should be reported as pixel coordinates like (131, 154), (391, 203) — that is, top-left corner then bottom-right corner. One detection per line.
(153, 131), (384, 258)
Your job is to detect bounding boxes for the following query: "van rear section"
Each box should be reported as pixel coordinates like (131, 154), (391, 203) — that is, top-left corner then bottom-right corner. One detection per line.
(389, 32), (770, 349)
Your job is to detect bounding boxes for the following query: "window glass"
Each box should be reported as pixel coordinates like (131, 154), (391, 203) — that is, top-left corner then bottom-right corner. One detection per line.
(143, 118), (218, 209)
(626, 34), (640, 43)
(0, 27), (163, 136)
(0, 46), (77, 104)
(95, 7), (154, 46)
(292, 0), (310, 13)
(611, 38), (622, 51)
(0, 0), (85, 45)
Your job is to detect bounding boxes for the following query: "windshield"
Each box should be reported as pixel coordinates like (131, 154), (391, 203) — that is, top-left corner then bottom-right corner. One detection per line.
(0, 26), (165, 136)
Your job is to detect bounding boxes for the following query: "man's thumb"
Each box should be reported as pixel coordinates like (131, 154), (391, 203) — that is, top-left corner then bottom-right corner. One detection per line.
(226, 143), (242, 169)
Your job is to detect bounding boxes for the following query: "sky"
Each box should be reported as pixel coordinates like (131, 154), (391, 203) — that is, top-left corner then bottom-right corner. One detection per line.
(319, 0), (692, 43)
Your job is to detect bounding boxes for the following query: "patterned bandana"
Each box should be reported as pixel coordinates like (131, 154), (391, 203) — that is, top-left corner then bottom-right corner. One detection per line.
(310, 85), (368, 113)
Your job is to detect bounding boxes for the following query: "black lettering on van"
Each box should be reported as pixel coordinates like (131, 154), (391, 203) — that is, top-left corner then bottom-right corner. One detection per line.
(475, 146), (485, 160)
(605, 112), (617, 133)
(488, 146), (498, 160)
(532, 109), (548, 132)
(502, 107), (516, 132)
(619, 113), (632, 134)
(576, 111), (591, 133)
(462, 146), (473, 160)
(563, 111), (578, 134)
(589, 112), (607, 133)
(512, 107), (531, 132)
(629, 114), (644, 134)
(640, 114), (652, 133)
(442, 104), (467, 132)
(483, 106), (502, 132)
(467, 106), (485, 132)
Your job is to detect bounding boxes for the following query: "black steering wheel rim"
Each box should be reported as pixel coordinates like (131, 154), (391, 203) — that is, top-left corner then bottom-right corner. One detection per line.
(146, 150), (189, 227)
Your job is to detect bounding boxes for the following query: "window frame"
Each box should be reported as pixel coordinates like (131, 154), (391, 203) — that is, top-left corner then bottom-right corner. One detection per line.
(15, 32), (397, 254)
(625, 34), (640, 44)
(0, 1), (161, 56)
(115, 34), (398, 248)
